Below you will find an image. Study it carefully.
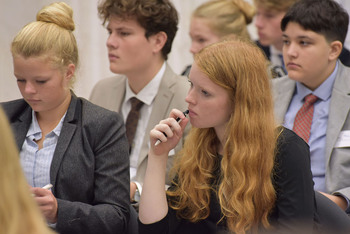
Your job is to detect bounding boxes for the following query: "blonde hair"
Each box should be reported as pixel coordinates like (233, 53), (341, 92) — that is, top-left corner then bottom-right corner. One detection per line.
(193, 0), (256, 39)
(253, 0), (300, 12)
(0, 108), (56, 234)
(168, 38), (278, 233)
(11, 2), (79, 87)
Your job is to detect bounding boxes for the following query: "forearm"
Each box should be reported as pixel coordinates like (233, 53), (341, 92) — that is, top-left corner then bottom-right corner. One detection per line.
(139, 152), (169, 224)
(319, 192), (348, 211)
(56, 199), (128, 234)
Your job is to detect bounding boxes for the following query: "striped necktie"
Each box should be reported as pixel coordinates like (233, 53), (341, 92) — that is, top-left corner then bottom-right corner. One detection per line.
(292, 94), (318, 143)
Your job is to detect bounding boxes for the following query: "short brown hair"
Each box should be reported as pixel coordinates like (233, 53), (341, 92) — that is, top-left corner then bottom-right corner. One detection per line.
(253, 0), (299, 12)
(98, 0), (178, 60)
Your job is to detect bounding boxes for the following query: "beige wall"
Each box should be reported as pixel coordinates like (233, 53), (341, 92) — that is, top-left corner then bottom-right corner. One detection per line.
(0, 0), (255, 102)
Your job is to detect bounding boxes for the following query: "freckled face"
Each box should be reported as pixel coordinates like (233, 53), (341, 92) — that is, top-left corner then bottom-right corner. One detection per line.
(185, 63), (232, 133)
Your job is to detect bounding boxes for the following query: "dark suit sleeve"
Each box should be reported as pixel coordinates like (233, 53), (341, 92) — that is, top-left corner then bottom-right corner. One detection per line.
(272, 128), (315, 232)
(55, 102), (130, 234)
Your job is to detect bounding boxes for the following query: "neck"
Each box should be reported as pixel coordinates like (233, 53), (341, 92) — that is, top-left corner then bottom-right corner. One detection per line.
(303, 61), (337, 91)
(127, 58), (164, 94)
(36, 92), (71, 133)
(215, 126), (226, 155)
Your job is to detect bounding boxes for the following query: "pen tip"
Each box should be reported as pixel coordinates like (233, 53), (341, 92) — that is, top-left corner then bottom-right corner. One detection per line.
(184, 110), (189, 115)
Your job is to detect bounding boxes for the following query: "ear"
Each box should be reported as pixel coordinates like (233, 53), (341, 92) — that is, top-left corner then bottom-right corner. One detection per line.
(150, 31), (167, 54)
(65, 63), (75, 81)
(329, 40), (342, 61)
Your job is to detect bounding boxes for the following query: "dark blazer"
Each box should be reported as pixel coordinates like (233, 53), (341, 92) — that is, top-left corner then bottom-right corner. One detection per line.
(1, 94), (130, 234)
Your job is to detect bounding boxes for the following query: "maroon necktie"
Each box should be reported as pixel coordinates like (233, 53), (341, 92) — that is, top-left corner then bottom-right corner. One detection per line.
(292, 94), (318, 143)
(125, 97), (144, 151)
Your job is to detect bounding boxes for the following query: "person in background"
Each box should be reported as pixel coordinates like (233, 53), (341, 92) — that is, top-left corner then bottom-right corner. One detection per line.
(254, 0), (350, 78)
(0, 107), (56, 234)
(90, 0), (190, 206)
(273, 0), (350, 213)
(1, 2), (129, 233)
(181, 0), (255, 76)
(139, 38), (317, 233)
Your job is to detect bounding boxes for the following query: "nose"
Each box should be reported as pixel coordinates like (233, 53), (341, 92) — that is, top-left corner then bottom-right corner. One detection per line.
(185, 88), (195, 104)
(190, 42), (199, 55)
(23, 81), (36, 94)
(285, 42), (298, 58)
(106, 33), (118, 49)
(254, 14), (263, 29)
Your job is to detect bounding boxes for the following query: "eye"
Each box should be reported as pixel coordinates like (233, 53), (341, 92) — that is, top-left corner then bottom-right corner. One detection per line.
(300, 40), (310, 46)
(16, 79), (25, 83)
(118, 31), (130, 37)
(36, 80), (47, 84)
(282, 39), (290, 45)
(201, 89), (210, 97)
(187, 79), (193, 87)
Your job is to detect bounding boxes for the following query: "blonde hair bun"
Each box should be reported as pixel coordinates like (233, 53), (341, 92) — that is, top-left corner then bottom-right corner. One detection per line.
(36, 2), (75, 31)
(231, 0), (256, 24)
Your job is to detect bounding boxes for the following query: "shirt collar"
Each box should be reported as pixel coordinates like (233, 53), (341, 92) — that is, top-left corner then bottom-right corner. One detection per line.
(26, 110), (67, 138)
(124, 62), (166, 105)
(295, 61), (338, 102)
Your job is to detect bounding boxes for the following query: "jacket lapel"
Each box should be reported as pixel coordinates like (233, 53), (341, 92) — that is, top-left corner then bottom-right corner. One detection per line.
(50, 94), (77, 190)
(272, 77), (296, 124)
(325, 63), (350, 163)
(137, 64), (176, 165)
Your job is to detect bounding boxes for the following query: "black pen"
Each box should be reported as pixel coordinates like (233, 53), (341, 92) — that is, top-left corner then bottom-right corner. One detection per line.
(154, 110), (189, 146)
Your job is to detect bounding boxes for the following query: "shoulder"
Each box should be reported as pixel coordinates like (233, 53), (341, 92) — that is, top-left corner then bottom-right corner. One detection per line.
(1, 99), (30, 121)
(163, 65), (189, 90)
(271, 75), (295, 93)
(92, 75), (126, 90)
(255, 40), (271, 59)
(275, 127), (310, 165)
(80, 97), (122, 119)
(74, 97), (124, 130)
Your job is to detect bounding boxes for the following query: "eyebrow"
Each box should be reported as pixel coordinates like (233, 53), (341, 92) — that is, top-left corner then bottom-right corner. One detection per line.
(282, 34), (312, 40)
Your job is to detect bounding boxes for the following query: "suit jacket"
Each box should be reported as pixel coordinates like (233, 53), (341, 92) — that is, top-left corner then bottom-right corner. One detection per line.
(272, 62), (350, 199)
(1, 94), (130, 234)
(90, 64), (190, 186)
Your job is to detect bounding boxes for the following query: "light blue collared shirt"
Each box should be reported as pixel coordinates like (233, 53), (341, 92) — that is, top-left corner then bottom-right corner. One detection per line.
(284, 62), (338, 192)
(20, 111), (66, 188)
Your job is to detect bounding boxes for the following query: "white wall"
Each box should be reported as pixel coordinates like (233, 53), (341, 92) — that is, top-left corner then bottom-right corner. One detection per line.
(0, 0), (255, 102)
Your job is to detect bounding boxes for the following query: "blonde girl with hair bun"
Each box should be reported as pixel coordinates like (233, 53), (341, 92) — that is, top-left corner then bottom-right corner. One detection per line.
(2, 2), (130, 233)
(182, 0), (255, 76)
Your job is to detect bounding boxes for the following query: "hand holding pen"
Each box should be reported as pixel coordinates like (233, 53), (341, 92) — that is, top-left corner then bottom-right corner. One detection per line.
(150, 109), (189, 155)
(155, 110), (189, 146)
(31, 183), (58, 223)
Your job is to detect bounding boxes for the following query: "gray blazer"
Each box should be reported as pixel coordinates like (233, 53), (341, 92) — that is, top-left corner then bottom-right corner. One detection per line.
(272, 62), (350, 199)
(90, 64), (190, 186)
(1, 94), (130, 234)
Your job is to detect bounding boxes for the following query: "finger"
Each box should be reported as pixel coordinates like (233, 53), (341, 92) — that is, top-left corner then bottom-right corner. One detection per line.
(151, 126), (170, 143)
(168, 108), (184, 119)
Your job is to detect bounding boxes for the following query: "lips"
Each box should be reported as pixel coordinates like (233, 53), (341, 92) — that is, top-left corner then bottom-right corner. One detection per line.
(188, 108), (197, 117)
(26, 99), (41, 104)
(287, 62), (300, 69)
(108, 53), (119, 60)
